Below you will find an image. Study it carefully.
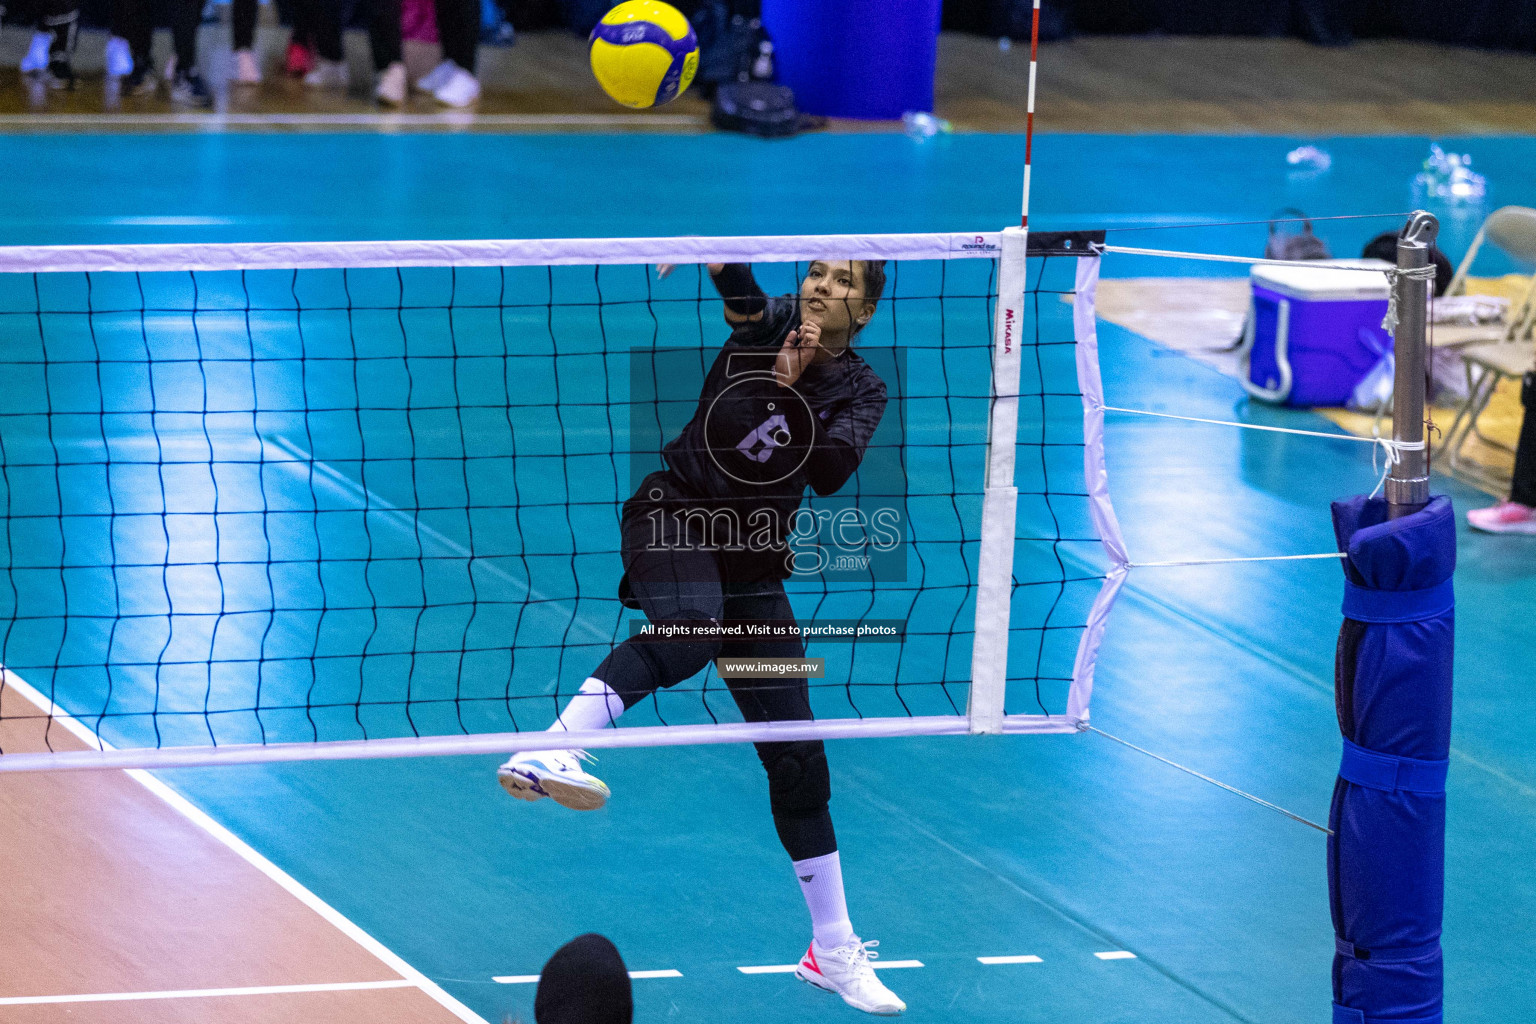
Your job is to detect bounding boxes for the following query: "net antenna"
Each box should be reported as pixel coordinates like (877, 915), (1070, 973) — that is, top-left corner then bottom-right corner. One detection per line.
(972, 0), (1053, 734)
(1020, 0), (1042, 229)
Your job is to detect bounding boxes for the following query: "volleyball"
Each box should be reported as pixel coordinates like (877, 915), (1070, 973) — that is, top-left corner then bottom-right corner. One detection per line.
(588, 1), (699, 109)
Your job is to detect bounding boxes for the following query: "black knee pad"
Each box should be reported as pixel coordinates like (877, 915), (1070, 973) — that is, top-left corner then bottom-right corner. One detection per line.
(600, 611), (721, 705)
(760, 740), (830, 818)
(649, 610), (722, 681)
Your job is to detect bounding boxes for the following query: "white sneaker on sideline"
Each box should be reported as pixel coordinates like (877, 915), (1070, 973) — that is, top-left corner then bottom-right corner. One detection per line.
(498, 749), (610, 810)
(374, 61), (407, 105)
(232, 48), (262, 84)
(104, 36), (134, 78)
(432, 66), (480, 107)
(303, 59), (349, 89)
(415, 59), (456, 93)
(796, 938), (906, 1016)
(21, 31), (51, 74)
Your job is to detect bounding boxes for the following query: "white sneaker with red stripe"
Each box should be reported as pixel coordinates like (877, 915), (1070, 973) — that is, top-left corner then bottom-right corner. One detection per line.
(795, 937), (906, 1015)
(1467, 500), (1536, 535)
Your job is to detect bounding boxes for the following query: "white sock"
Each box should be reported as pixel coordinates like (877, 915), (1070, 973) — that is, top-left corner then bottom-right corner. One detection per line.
(793, 850), (855, 949)
(550, 677), (625, 733)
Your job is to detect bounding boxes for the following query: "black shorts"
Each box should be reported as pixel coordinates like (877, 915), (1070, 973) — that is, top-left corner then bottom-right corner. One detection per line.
(614, 470), (811, 722)
(618, 470), (790, 612)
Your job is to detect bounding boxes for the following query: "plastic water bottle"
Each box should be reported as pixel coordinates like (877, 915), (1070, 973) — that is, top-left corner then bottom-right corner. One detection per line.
(751, 38), (774, 81)
(1413, 144), (1487, 204)
(1443, 153), (1487, 202)
(902, 111), (951, 140)
(1285, 145), (1332, 173)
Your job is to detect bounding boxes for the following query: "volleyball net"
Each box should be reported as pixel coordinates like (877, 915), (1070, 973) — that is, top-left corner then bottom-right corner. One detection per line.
(0, 228), (1122, 771)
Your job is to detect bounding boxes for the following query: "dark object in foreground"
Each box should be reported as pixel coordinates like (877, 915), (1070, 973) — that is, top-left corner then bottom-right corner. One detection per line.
(535, 933), (633, 1024)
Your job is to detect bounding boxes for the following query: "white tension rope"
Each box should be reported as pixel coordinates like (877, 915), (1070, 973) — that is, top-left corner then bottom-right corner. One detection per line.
(1381, 263), (1440, 335)
(1093, 244), (1400, 270)
(1098, 404), (1429, 497)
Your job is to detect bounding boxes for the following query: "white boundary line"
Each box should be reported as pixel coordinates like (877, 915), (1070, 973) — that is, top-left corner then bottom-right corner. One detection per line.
(493, 968), (682, 983)
(0, 668), (489, 1024)
(734, 961), (925, 972)
(0, 231), (1003, 275)
(1094, 951), (1137, 960)
(977, 955), (1043, 965)
(0, 980), (416, 1007)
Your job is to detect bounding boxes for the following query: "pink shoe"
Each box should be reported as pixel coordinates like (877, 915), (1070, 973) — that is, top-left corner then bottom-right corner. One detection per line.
(285, 41), (314, 78)
(1467, 501), (1536, 535)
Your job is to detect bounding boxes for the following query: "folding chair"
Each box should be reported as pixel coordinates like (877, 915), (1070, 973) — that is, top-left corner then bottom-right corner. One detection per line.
(1434, 206), (1536, 492)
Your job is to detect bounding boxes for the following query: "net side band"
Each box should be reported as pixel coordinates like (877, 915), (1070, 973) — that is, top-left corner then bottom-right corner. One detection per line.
(0, 716), (1083, 773)
(0, 232), (1004, 275)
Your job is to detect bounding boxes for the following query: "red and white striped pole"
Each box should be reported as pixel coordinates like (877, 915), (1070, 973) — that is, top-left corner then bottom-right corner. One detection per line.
(1021, 0), (1041, 228)
(973, 1), (1044, 733)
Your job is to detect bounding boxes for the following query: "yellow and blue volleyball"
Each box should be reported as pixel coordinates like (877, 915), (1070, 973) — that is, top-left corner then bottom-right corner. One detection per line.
(589, 1), (699, 109)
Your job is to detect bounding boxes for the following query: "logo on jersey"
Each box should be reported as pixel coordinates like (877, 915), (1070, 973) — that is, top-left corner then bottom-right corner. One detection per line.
(737, 414), (791, 463)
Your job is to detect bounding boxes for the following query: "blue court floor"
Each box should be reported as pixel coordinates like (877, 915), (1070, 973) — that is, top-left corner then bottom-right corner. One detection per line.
(1, 131), (1534, 1024)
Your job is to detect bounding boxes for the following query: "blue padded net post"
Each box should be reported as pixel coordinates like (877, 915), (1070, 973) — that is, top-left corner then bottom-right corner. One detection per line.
(1328, 494), (1455, 1024)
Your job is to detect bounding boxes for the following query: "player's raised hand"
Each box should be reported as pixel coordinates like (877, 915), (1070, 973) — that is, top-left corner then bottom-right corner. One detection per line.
(776, 320), (822, 389)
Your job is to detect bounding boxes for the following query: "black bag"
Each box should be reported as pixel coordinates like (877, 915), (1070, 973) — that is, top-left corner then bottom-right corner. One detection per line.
(1265, 209), (1332, 261)
(711, 81), (806, 138)
(691, 1), (773, 99)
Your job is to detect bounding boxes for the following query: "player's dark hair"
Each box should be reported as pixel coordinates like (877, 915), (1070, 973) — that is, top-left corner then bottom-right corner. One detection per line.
(860, 260), (888, 303)
(852, 259), (887, 337)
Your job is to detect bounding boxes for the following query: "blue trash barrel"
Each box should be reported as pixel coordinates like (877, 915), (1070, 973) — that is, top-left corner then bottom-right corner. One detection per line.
(761, 0), (942, 120)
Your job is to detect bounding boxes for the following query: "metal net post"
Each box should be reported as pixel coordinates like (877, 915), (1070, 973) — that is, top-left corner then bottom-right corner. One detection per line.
(1386, 211), (1439, 517)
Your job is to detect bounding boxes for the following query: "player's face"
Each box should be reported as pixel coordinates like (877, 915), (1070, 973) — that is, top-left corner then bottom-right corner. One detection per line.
(799, 260), (872, 356)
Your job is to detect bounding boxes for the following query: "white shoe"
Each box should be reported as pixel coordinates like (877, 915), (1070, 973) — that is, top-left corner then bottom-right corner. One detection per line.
(796, 938), (906, 1016)
(303, 59), (349, 89)
(498, 749), (610, 810)
(20, 31), (51, 74)
(232, 48), (262, 84)
(432, 66), (479, 107)
(374, 61), (407, 105)
(415, 59), (456, 93)
(104, 35), (134, 78)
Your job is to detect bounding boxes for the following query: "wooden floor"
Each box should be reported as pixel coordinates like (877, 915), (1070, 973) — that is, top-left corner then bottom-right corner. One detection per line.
(0, 675), (477, 1024)
(1, 23), (1534, 132)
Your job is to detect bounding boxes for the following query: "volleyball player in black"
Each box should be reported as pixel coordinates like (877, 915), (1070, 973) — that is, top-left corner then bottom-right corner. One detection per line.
(109, 0), (211, 104)
(500, 258), (906, 1015)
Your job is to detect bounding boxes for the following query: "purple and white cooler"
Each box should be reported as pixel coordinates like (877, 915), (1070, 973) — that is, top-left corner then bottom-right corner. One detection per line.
(1240, 259), (1394, 406)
